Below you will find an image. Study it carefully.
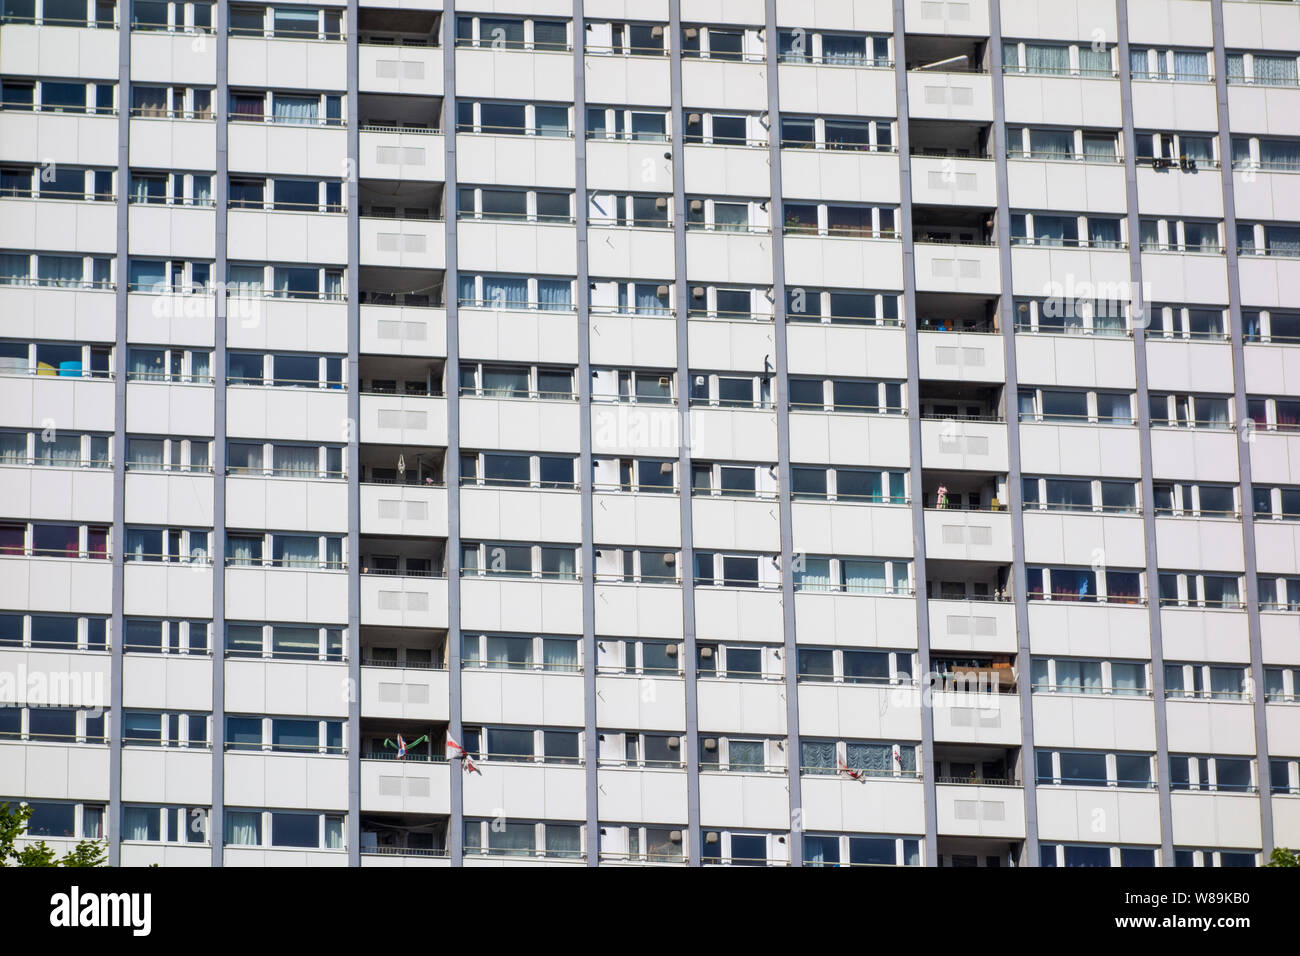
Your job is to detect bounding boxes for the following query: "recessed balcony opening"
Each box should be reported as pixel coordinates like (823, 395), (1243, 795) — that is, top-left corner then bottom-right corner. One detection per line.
(921, 470), (1007, 511)
(360, 179), (444, 220)
(359, 92), (442, 132)
(361, 720), (449, 762)
(936, 837), (1022, 868)
(912, 203), (997, 245)
(358, 265), (445, 307)
(931, 654), (1018, 694)
(925, 558), (1013, 602)
(934, 744), (1022, 786)
(905, 35), (986, 73)
(358, 7), (441, 46)
(359, 443), (446, 486)
(359, 355), (445, 396)
(915, 291), (999, 333)
(360, 534), (447, 577)
(909, 119), (992, 159)
(917, 380), (1004, 420)
(361, 812), (449, 859)
(360, 626), (448, 668)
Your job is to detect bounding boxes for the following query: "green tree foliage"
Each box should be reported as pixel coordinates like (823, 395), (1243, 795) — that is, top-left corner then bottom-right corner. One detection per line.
(1266, 847), (1299, 867)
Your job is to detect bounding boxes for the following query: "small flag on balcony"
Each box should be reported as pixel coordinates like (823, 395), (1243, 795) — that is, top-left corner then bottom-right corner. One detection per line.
(446, 733), (479, 774)
(837, 758), (865, 783)
(382, 734), (429, 760)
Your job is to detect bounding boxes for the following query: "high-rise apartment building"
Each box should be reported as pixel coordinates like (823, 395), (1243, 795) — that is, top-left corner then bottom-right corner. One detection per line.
(1, 0), (1298, 868)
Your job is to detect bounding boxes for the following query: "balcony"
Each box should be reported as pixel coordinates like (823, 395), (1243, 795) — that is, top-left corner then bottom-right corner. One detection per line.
(698, 772), (791, 831)
(361, 756), (451, 815)
(227, 35), (347, 91)
(1036, 785), (1162, 847)
(225, 474), (348, 535)
(360, 482), (448, 538)
(920, 417), (1009, 472)
(696, 678), (787, 736)
(593, 582), (684, 639)
(935, 782), (1026, 839)
(2, 464), (113, 525)
(360, 216), (446, 271)
(917, 329), (1005, 383)
(358, 128), (445, 182)
(931, 688), (1022, 746)
(923, 508), (1013, 562)
(122, 561), (213, 618)
(227, 208), (348, 266)
(2, 110), (117, 167)
(913, 241), (1001, 295)
(227, 120), (347, 179)
(800, 774), (926, 834)
(225, 565), (348, 624)
(361, 664), (449, 722)
(360, 392), (448, 447)
(928, 597), (1017, 653)
(594, 672), (686, 730)
(796, 680), (923, 740)
(461, 762), (586, 819)
(120, 748), (212, 806)
(0, 372), (114, 433)
(226, 385), (348, 444)
(223, 752), (348, 811)
(360, 304), (446, 358)
(457, 303), (579, 365)
(360, 42), (442, 97)
(910, 155), (997, 208)
(0, 284), (114, 342)
(0, 197), (116, 259)
(907, 71), (993, 123)
(1018, 420), (1141, 479)
(1, 555), (113, 616)
(360, 572), (449, 629)
(458, 576), (583, 636)
(597, 767), (689, 824)
(129, 115), (218, 170)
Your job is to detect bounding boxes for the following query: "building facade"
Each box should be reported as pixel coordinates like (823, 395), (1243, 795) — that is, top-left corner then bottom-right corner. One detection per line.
(1, 0), (1299, 867)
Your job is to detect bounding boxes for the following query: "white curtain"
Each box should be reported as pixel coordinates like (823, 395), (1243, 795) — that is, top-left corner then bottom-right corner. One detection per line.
(36, 434), (80, 466)
(224, 811), (261, 847)
(37, 255), (83, 287)
(542, 638), (578, 671)
(846, 743), (890, 773)
(1078, 46), (1111, 75)
(843, 559), (886, 593)
(801, 741), (836, 773)
(273, 444), (317, 476)
(727, 740), (765, 770)
(1026, 43), (1069, 74)
(481, 275), (527, 309)
(796, 557), (833, 591)
(272, 95), (318, 125)
(1030, 129), (1073, 159)
(227, 536), (260, 565)
(1261, 139), (1300, 170)
(822, 35), (865, 66)
(537, 278), (571, 311)
(1254, 55), (1298, 86)
(1173, 50), (1208, 81)
(121, 807), (157, 842)
(274, 535), (319, 567)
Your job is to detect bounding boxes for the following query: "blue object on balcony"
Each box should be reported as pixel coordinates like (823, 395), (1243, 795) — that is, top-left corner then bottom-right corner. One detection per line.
(58, 361), (83, 377)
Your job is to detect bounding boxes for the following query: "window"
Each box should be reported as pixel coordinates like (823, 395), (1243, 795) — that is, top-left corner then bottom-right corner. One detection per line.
(1031, 658), (1148, 696)
(1036, 749), (1154, 789)
(1170, 755), (1255, 793)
